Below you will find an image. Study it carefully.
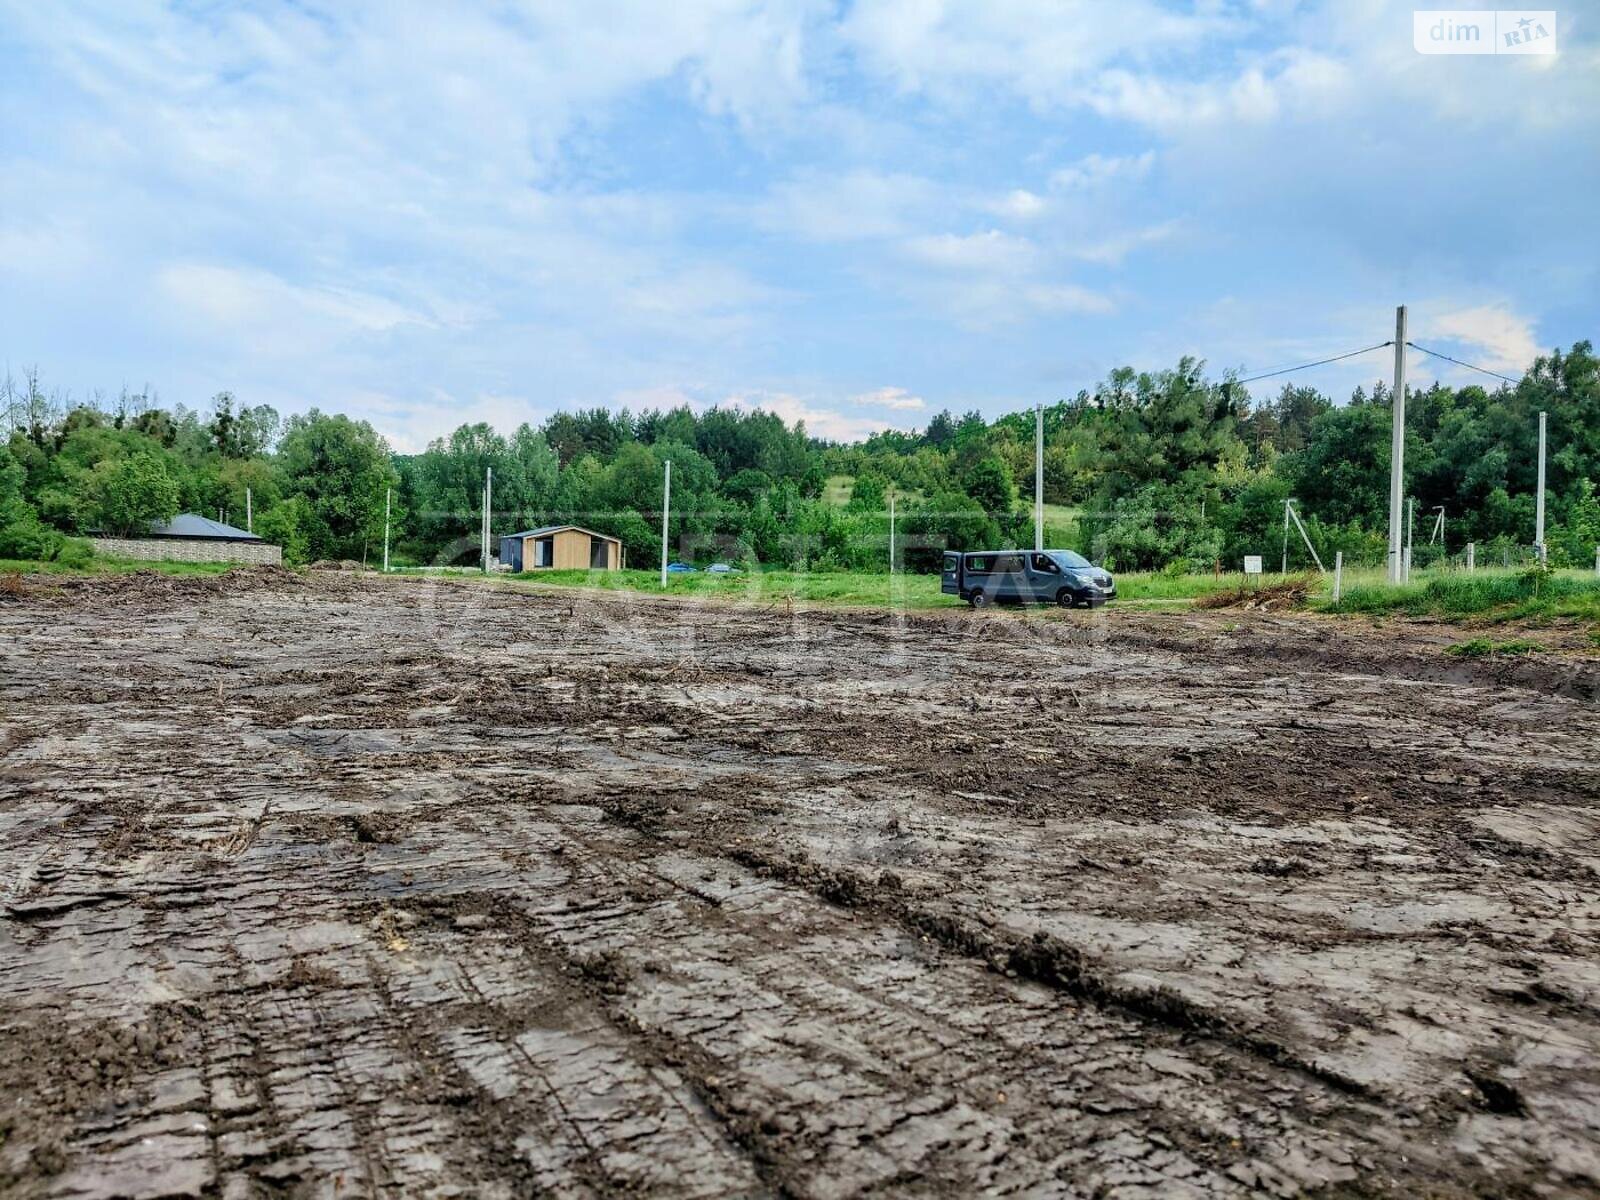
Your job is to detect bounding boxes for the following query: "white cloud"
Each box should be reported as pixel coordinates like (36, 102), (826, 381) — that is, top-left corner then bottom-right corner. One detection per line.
(1049, 151), (1156, 191)
(157, 264), (433, 342)
(839, 0), (1233, 107)
(725, 390), (905, 442)
(1426, 305), (1541, 376)
(762, 170), (937, 241)
(989, 189), (1047, 221)
(902, 229), (1036, 273)
(852, 385), (925, 411)
(1070, 220), (1181, 266)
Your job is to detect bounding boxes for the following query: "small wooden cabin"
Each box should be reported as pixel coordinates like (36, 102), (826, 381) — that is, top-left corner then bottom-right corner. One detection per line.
(499, 525), (622, 571)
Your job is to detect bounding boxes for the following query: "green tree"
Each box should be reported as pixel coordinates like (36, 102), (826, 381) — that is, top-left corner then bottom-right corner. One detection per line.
(276, 411), (396, 561)
(901, 491), (1000, 571)
(962, 457), (1015, 517)
(93, 451), (181, 536)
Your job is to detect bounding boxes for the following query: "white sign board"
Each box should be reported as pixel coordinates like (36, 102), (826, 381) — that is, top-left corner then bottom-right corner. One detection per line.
(1243, 556), (1263, 575)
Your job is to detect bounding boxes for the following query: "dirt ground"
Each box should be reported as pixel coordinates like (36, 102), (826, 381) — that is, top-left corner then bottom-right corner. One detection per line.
(3, 568), (1599, 1199)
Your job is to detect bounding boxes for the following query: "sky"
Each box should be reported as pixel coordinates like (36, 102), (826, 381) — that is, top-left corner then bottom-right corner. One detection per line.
(1, 1), (1596, 452)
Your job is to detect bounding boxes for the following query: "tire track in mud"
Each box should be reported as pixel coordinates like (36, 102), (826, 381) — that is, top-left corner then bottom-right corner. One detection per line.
(397, 801), (1425, 1198)
(4, 573), (1599, 1197)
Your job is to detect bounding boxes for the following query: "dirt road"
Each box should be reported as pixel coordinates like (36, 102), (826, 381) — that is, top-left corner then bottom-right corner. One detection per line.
(2, 569), (1598, 1198)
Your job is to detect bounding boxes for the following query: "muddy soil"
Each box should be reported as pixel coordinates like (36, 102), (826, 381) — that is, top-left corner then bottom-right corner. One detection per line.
(2, 569), (1598, 1198)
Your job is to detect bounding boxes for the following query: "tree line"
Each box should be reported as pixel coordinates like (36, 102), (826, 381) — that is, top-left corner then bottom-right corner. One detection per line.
(2, 340), (1596, 573)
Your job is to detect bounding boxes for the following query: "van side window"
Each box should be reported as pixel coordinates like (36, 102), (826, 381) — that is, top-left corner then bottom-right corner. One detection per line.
(1031, 553), (1059, 573)
(966, 555), (991, 573)
(994, 554), (1023, 573)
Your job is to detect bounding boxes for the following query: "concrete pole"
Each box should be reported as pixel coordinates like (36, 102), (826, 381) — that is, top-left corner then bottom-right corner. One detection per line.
(482, 467), (492, 573)
(888, 491), (896, 574)
(246, 487), (252, 534)
(1467, 541), (1475, 573)
(659, 460), (671, 587)
(1333, 551), (1343, 603)
(1387, 306), (1408, 582)
(1281, 498), (1291, 574)
(383, 487), (391, 573)
(1405, 497), (1415, 583)
(1594, 544), (1599, 578)
(1034, 401), (1044, 552)
(1535, 411), (1548, 566)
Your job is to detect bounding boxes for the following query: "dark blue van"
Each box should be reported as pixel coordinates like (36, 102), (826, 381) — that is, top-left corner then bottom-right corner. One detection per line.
(942, 549), (1116, 608)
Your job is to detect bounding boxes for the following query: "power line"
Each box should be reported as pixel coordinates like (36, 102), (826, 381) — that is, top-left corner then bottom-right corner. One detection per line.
(1405, 341), (1522, 385)
(1233, 340), (1393, 386)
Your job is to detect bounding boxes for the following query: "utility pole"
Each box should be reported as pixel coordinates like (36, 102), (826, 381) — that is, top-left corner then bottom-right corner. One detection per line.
(1405, 497), (1415, 583)
(383, 487), (391, 573)
(1387, 305), (1407, 583)
(888, 490), (896, 575)
(246, 487), (252, 534)
(1535, 410), (1548, 566)
(482, 466), (493, 573)
(1281, 497), (1291, 575)
(1034, 401), (1044, 552)
(659, 459), (671, 586)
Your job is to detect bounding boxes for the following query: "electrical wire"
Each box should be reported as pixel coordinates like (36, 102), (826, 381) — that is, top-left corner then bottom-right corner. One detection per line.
(1233, 341), (1393, 386)
(1405, 341), (1522, 385)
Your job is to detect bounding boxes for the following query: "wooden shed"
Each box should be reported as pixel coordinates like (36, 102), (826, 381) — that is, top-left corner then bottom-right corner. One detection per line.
(499, 525), (622, 571)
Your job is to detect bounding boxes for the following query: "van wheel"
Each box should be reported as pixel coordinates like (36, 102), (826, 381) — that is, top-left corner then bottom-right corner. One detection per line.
(1056, 588), (1077, 608)
(969, 591), (989, 609)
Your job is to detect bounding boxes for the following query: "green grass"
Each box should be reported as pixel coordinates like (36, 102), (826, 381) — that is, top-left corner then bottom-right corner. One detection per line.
(0, 556), (242, 577)
(822, 474), (854, 506)
(494, 567), (955, 608)
(1323, 569), (1600, 623)
(1111, 571), (1246, 602)
(489, 565), (1262, 610)
(1445, 637), (1544, 659)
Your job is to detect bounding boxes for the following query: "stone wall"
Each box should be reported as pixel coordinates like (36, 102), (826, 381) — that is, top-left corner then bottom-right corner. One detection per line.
(91, 537), (283, 566)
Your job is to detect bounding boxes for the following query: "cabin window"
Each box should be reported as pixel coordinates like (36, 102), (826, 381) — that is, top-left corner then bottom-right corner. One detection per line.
(534, 538), (554, 567)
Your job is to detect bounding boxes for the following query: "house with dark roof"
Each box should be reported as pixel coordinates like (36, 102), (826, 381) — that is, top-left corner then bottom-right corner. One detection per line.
(146, 514), (265, 543)
(89, 512), (283, 566)
(499, 525), (621, 571)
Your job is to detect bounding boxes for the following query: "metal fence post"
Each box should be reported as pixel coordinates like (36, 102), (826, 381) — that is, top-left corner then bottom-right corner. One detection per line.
(1333, 551), (1343, 603)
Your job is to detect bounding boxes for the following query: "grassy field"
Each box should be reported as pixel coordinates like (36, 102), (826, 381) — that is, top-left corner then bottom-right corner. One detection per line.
(0, 557), (239, 577)
(9, 553), (1597, 626)
(1324, 568), (1600, 623)
(495, 567), (956, 608)
(488, 565), (1256, 609)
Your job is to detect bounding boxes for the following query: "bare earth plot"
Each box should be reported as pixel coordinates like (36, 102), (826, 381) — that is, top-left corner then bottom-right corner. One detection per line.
(2, 568), (1599, 1199)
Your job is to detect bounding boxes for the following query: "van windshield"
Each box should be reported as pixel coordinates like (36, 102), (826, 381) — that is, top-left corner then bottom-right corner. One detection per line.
(1052, 551), (1093, 570)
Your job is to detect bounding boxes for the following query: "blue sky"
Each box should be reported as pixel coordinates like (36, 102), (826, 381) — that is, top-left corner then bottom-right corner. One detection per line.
(2, 1), (1595, 450)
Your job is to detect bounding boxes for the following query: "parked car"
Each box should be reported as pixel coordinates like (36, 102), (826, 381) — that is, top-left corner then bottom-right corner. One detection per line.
(665, 561), (699, 573)
(941, 549), (1115, 608)
(705, 562), (741, 574)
